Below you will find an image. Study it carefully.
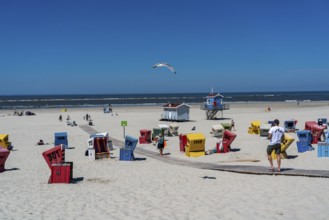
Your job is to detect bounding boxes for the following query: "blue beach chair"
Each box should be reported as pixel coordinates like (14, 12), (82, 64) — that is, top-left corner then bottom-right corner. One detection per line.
(120, 135), (138, 161)
(54, 132), (68, 149)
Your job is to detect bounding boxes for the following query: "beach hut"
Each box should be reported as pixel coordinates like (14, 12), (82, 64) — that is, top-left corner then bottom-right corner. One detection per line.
(161, 103), (191, 121)
(200, 92), (230, 119)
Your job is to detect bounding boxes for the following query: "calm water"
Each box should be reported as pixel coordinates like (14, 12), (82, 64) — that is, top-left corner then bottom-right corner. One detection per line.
(0, 91), (329, 109)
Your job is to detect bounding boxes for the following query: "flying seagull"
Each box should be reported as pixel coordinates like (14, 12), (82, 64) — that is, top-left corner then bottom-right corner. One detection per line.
(152, 62), (176, 74)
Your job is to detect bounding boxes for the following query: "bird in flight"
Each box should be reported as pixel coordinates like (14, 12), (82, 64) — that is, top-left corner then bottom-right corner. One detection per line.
(152, 62), (176, 74)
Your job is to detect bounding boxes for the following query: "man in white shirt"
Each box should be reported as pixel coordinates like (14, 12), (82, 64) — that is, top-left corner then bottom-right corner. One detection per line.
(267, 119), (285, 172)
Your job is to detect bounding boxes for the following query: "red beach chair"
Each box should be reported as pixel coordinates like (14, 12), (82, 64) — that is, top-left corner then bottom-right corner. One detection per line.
(0, 147), (10, 172)
(42, 145), (73, 184)
(217, 130), (237, 153)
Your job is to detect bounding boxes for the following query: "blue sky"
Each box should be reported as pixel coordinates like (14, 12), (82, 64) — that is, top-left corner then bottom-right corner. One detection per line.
(0, 0), (328, 95)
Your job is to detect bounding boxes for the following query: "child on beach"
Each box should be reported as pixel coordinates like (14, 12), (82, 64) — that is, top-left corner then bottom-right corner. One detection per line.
(157, 131), (165, 155)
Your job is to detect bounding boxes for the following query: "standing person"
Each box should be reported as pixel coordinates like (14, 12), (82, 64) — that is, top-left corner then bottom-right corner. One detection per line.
(231, 119), (236, 131)
(267, 119), (285, 172)
(157, 131), (165, 155)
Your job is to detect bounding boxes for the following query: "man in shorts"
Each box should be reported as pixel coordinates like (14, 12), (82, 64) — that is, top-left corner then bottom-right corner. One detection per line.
(267, 119), (285, 172)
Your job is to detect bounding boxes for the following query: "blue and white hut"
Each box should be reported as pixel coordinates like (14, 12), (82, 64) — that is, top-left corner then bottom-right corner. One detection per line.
(200, 92), (230, 119)
(161, 103), (191, 121)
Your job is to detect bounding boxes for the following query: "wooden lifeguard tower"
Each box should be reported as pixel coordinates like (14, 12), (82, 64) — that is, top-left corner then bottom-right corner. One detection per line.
(200, 92), (230, 119)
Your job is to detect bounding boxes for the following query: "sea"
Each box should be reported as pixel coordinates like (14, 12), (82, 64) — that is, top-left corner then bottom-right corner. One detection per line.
(1, 91), (329, 109)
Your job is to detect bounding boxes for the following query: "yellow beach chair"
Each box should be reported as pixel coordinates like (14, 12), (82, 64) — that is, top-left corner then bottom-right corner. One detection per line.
(185, 133), (205, 157)
(0, 134), (13, 150)
(271, 134), (295, 159)
(248, 120), (261, 134)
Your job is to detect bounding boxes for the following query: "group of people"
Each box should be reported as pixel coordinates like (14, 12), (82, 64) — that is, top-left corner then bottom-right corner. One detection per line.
(59, 114), (71, 121)
(83, 113), (94, 125)
(13, 110), (24, 116)
(83, 113), (91, 121)
(58, 114), (77, 126)
(59, 113), (93, 125)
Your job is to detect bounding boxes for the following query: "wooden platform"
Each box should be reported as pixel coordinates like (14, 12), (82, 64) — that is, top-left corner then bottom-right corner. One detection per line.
(79, 125), (329, 178)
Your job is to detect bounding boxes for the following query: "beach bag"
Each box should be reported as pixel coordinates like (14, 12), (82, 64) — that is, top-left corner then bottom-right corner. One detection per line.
(164, 140), (167, 148)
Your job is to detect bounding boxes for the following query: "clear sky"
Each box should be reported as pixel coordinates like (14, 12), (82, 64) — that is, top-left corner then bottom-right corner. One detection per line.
(0, 0), (328, 95)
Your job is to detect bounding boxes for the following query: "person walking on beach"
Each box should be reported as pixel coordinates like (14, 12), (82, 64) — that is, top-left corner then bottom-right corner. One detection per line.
(231, 119), (236, 131)
(267, 119), (285, 172)
(157, 131), (165, 155)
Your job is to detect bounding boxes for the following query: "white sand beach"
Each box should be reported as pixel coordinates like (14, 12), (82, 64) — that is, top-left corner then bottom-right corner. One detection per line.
(1, 102), (329, 220)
